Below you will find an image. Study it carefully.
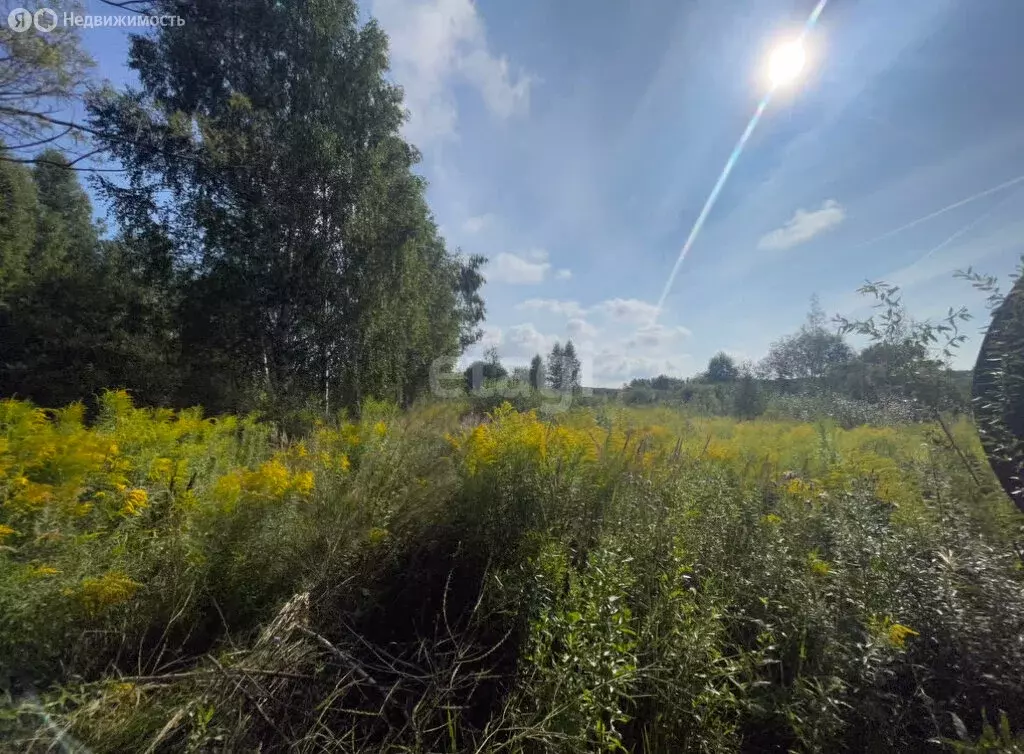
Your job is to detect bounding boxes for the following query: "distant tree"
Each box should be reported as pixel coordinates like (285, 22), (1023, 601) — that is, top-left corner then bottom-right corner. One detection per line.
(529, 353), (544, 390)
(562, 339), (582, 393)
(759, 295), (853, 382)
(835, 280), (970, 413)
(651, 374), (685, 391)
(547, 343), (565, 390)
(706, 352), (739, 383)
(464, 348), (508, 393)
(0, 150), (180, 407)
(31, 149), (99, 273)
(0, 154), (38, 300)
(733, 368), (765, 420)
(545, 340), (582, 393)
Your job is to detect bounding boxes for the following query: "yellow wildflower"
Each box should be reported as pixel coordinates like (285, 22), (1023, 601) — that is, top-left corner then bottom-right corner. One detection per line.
(73, 571), (141, 614)
(0, 524), (18, 541)
(213, 473), (242, 508)
(762, 514), (782, 527)
(121, 488), (149, 516)
(367, 527), (389, 544)
(373, 421), (387, 438)
(292, 470), (315, 496)
(807, 551), (831, 577)
(10, 480), (52, 512)
(30, 565), (60, 577)
(148, 458), (174, 485)
(887, 623), (919, 648)
(245, 458), (291, 498)
(339, 454), (351, 472)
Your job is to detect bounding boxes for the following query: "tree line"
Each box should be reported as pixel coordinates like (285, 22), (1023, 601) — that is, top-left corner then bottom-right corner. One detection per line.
(623, 291), (972, 416)
(464, 340), (583, 395)
(0, 0), (486, 418)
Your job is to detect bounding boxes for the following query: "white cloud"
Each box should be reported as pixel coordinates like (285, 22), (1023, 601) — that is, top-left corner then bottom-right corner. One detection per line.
(462, 213), (494, 234)
(460, 49), (533, 119)
(626, 323), (691, 349)
(503, 323), (558, 358)
(487, 252), (552, 284)
(477, 326), (503, 349)
(757, 199), (846, 251)
(516, 299), (586, 318)
(592, 351), (691, 385)
(593, 297), (660, 325)
(525, 248), (549, 262)
(567, 317), (598, 339)
(371, 0), (531, 145)
(555, 268), (572, 280)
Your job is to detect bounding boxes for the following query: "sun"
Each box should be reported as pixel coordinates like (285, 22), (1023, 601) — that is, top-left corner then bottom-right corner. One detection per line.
(767, 40), (806, 88)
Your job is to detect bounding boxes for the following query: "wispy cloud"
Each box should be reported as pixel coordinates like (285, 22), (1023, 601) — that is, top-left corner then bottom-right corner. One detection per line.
(757, 200), (846, 251)
(593, 298), (660, 325)
(555, 268), (572, 280)
(567, 317), (598, 339)
(517, 299), (586, 317)
(626, 323), (691, 349)
(487, 252), (551, 284)
(462, 213), (494, 234)
(592, 352), (692, 384)
(371, 0), (532, 146)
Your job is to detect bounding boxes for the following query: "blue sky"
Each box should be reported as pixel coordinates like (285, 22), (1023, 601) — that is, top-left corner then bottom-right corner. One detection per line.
(68, 0), (1024, 386)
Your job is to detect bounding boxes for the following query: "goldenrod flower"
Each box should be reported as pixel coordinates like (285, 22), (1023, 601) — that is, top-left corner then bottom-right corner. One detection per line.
(0, 524), (17, 541)
(74, 571), (141, 614)
(807, 551), (831, 577)
(887, 623), (919, 648)
(292, 470), (315, 496)
(121, 488), (149, 516)
(148, 458), (174, 485)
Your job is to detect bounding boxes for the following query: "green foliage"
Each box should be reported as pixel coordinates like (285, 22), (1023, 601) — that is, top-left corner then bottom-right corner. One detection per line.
(0, 155), (37, 299)
(835, 280), (971, 415)
(705, 352), (739, 383)
(85, 0), (484, 415)
(733, 371), (765, 420)
(0, 1), (94, 149)
(760, 295), (854, 382)
(530, 353), (544, 390)
(0, 151), (178, 408)
(945, 711), (1024, 752)
(971, 266), (1024, 511)
(1, 396), (1022, 752)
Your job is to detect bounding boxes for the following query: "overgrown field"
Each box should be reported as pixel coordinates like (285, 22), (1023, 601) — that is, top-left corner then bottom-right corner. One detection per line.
(2, 392), (1024, 752)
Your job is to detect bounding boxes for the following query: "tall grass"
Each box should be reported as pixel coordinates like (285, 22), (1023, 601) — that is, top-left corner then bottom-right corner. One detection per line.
(1, 393), (1023, 752)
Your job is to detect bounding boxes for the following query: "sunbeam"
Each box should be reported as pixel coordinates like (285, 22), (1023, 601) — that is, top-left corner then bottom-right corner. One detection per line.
(653, 0), (829, 321)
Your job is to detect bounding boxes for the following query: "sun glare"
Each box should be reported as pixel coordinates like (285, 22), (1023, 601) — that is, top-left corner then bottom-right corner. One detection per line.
(768, 40), (806, 88)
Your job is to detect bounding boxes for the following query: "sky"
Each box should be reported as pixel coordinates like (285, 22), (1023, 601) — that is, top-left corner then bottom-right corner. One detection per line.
(62, 0), (1024, 387)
